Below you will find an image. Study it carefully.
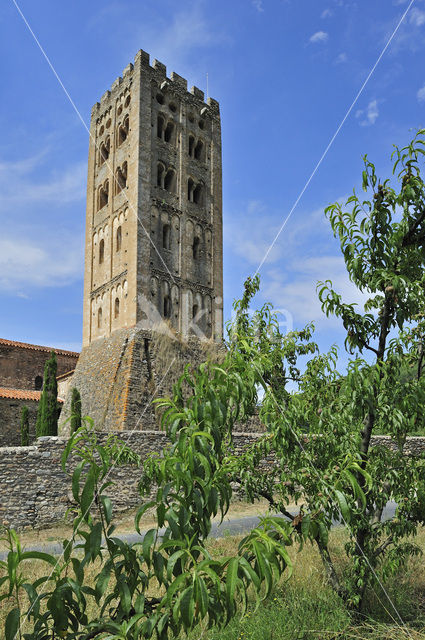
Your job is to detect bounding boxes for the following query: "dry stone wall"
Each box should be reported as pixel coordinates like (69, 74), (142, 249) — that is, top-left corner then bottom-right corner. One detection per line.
(1, 431), (425, 531)
(0, 431), (260, 530)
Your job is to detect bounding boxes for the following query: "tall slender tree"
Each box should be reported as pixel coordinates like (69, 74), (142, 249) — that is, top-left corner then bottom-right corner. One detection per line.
(20, 405), (29, 446)
(70, 387), (82, 434)
(35, 351), (58, 437)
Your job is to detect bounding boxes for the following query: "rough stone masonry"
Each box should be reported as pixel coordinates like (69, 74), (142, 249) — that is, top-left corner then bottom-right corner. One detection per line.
(1, 433), (425, 531)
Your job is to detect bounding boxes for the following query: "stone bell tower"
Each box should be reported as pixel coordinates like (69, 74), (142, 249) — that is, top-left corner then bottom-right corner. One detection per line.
(61, 49), (223, 433)
(82, 48), (223, 346)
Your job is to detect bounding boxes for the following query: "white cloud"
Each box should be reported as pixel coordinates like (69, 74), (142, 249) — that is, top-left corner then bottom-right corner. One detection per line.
(224, 200), (283, 266)
(355, 99), (379, 126)
(133, 4), (228, 82)
(335, 52), (347, 64)
(383, 2), (425, 54)
(321, 8), (333, 18)
(0, 231), (83, 292)
(309, 30), (329, 44)
(263, 255), (370, 329)
(0, 153), (86, 212)
(410, 7), (425, 26)
(252, 0), (264, 12)
(225, 195), (372, 332)
(225, 199), (335, 271)
(418, 84), (425, 102)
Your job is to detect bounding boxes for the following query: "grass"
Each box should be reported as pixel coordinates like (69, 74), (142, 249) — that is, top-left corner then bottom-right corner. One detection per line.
(1, 513), (424, 639)
(194, 527), (425, 640)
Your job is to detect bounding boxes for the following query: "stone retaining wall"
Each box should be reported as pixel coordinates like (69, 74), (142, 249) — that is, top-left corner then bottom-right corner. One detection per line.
(0, 432), (424, 531)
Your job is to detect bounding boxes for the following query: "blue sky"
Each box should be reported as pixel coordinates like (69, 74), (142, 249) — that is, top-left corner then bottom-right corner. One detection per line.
(1, 0), (425, 366)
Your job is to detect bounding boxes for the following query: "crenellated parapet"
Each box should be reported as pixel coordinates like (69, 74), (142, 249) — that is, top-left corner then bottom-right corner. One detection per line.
(91, 48), (219, 121)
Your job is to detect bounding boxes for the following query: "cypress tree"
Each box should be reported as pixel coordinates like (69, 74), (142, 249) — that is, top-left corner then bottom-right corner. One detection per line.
(70, 387), (82, 434)
(35, 351), (58, 437)
(20, 405), (29, 446)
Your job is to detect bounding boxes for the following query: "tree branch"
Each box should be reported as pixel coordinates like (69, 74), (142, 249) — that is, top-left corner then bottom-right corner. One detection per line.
(362, 342), (379, 356)
(401, 206), (425, 247)
(315, 538), (346, 599)
(417, 344), (424, 381)
(374, 535), (394, 558)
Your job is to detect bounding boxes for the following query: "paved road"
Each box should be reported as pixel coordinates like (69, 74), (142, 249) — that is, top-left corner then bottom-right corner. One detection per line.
(0, 502), (398, 560)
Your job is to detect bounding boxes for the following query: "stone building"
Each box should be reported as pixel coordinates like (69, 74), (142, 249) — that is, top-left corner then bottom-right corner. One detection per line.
(0, 339), (79, 445)
(83, 48), (223, 344)
(60, 49), (224, 433)
(0, 339), (79, 390)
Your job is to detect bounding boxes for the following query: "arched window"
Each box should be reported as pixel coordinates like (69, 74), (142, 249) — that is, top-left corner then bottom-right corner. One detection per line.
(194, 140), (203, 161)
(192, 236), (200, 259)
(192, 304), (199, 319)
(164, 169), (176, 193)
(157, 115), (165, 139)
(164, 121), (174, 144)
(188, 178), (195, 202)
(116, 225), (122, 252)
(115, 162), (127, 194)
(99, 239), (105, 264)
(117, 116), (129, 146)
(157, 163), (165, 188)
(98, 181), (109, 210)
(193, 183), (203, 205)
(114, 297), (120, 319)
(188, 135), (195, 157)
(99, 136), (110, 165)
(35, 375), (43, 391)
(163, 295), (171, 318)
(97, 307), (103, 329)
(162, 224), (171, 250)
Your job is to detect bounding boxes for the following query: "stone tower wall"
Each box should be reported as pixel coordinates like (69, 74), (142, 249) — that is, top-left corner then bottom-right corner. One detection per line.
(83, 49), (223, 347)
(60, 327), (224, 434)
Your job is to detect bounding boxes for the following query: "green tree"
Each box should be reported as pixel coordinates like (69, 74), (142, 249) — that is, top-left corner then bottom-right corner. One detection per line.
(20, 405), (29, 446)
(1, 417), (292, 639)
(225, 131), (425, 612)
(70, 387), (82, 434)
(35, 351), (58, 437)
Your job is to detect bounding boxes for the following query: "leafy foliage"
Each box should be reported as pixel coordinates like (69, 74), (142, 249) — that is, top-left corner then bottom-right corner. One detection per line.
(70, 387), (82, 435)
(1, 409), (293, 639)
(3, 131), (425, 636)
(35, 351), (58, 438)
(20, 406), (29, 447)
(223, 131), (425, 611)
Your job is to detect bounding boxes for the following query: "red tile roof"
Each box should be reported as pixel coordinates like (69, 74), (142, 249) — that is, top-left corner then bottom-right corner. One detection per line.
(0, 387), (64, 402)
(0, 338), (79, 357)
(56, 370), (75, 381)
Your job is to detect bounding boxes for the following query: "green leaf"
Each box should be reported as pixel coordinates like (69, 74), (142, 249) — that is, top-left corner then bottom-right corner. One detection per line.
(167, 550), (186, 581)
(71, 461), (84, 503)
(179, 586), (194, 630)
(80, 467), (95, 518)
(335, 489), (350, 523)
(20, 550), (58, 567)
(135, 501), (156, 534)
(5, 607), (20, 640)
(118, 577), (132, 614)
(100, 496), (113, 525)
(226, 557), (239, 607)
(142, 528), (156, 567)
